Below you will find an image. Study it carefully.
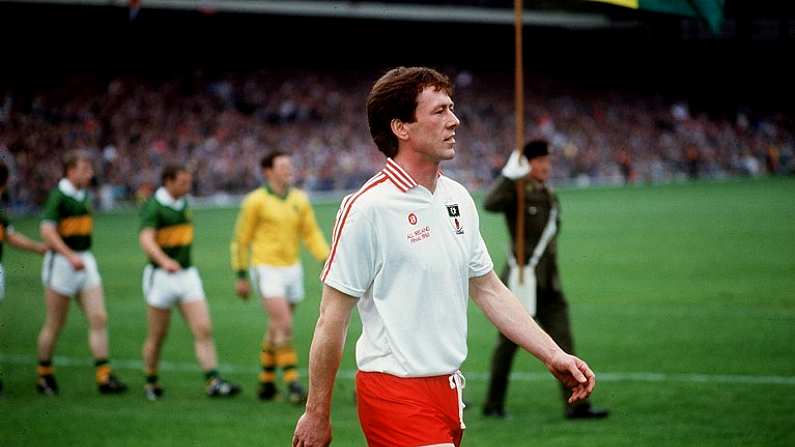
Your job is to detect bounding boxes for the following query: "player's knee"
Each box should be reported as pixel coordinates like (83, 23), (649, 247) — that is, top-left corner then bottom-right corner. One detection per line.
(193, 322), (213, 341)
(88, 311), (108, 329)
(39, 324), (59, 339)
(272, 311), (293, 329)
(271, 322), (291, 339)
(146, 331), (167, 347)
(44, 314), (68, 333)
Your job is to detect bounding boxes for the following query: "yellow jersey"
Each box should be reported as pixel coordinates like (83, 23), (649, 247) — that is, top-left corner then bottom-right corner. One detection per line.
(230, 185), (330, 275)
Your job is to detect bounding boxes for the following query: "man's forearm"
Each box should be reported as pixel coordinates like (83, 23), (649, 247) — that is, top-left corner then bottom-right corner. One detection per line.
(305, 320), (346, 416)
(41, 224), (73, 257)
(483, 177), (515, 212)
(471, 271), (563, 365)
(7, 232), (44, 253)
(304, 286), (356, 417)
(139, 230), (173, 267)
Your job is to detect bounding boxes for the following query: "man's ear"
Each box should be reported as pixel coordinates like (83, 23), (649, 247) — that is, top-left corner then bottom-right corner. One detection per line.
(390, 118), (410, 142)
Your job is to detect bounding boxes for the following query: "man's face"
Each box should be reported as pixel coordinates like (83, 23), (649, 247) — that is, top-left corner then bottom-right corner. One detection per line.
(530, 155), (551, 183)
(167, 171), (192, 198)
(69, 159), (94, 188)
(265, 155), (294, 187)
(403, 86), (460, 162)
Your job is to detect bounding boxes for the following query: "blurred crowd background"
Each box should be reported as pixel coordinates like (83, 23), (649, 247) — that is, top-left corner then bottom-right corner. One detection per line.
(2, 67), (791, 212)
(1, 1), (793, 212)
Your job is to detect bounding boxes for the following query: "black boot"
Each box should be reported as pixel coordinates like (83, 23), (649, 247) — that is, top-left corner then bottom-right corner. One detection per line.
(565, 402), (609, 420)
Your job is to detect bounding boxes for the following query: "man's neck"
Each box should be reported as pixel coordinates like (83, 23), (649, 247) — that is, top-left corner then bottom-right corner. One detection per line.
(64, 177), (82, 190)
(393, 151), (440, 193)
(267, 181), (288, 197)
(530, 175), (546, 187)
(164, 186), (182, 200)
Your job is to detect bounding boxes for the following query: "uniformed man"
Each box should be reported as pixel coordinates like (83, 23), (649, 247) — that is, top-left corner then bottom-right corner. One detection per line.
(482, 139), (608, 420)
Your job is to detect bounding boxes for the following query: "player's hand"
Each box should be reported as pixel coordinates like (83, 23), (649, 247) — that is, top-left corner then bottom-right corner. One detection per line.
(235, 279), (250, 300)
(545, 351), (596, 404)
(68, 254), (86, 271)
(292, 411), (332, 447)
(501, 150), (531, 180)
(160, 258), (181, 273)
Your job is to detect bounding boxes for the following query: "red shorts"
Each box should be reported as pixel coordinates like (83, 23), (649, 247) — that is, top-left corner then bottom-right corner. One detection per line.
(356, 371), (465, 447)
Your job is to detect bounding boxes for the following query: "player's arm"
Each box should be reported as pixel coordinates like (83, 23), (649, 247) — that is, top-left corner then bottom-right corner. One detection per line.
(482, 176), (517, 212)
(39, 190), (83, 269)
(292, 284), (357, 447)
(469, 270), (595, 404)
(484, 150), (530, 212)
(299, 200), (330, 262)
(41, 222), (84, 270)
(6, 228), (47, 255)
(139, 228), (180, 273)
(138, 199), (180, 272)
(230, 195), (257, 299)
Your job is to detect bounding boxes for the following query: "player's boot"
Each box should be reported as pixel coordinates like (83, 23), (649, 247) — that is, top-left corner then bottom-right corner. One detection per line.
(286, 381), (307, 405)
(144, 383), (164, 401)
(207, 377), (241, 398)
(565, 403), (609, 420)
(98, 374), (128, 394)
(36, 374), (59, 396)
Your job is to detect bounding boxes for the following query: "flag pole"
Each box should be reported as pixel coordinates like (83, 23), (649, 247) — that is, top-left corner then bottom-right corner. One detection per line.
(514, 0), (526, 283)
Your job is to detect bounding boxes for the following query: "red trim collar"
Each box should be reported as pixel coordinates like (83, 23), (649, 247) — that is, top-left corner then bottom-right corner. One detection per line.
(382, 158), (442, 193)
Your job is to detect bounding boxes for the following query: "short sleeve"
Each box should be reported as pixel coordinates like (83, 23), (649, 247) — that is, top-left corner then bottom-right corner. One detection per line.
(0, 212), (12, 235)
(321, 203), (376, 298)
(467, 197), (494, 278)
(41, 189), (61, 223)
(139, 199), (159, 230)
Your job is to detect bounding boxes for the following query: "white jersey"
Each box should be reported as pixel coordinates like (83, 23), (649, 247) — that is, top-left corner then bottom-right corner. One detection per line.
(322, 158), (493, 377)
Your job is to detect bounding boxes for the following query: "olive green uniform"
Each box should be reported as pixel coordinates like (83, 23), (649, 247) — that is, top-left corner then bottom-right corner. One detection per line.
(482, 176), (588, 411)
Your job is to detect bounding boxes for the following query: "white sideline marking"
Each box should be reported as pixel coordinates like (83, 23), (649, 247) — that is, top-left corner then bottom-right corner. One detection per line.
(2, 354), (794, 385)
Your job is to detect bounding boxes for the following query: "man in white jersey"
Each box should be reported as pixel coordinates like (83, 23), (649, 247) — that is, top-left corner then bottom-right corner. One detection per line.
(292, 67), (595, 447)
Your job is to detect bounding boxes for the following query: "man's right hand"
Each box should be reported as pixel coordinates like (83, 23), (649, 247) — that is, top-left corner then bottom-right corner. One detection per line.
(160, 258), (181, 273)
(235, 279), (250, 300)
(501, 150), (531, 180)
(67, 254), (85, 271)
(292, 411), (332, 447)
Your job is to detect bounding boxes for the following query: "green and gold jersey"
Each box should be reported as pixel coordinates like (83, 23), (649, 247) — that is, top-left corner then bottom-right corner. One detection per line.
(0, 207), (11, 262)
(41, 179), (93, 251)
(140, 187), (193, 269)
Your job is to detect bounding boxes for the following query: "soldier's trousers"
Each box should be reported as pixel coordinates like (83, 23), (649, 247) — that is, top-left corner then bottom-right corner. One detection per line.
(483, 286), (590, 411)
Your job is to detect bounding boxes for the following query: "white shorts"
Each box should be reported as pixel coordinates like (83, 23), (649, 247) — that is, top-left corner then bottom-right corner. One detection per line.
(143, 265), (206, 310)
(250, 263), (304, 304)
(42, 251), (102, 296)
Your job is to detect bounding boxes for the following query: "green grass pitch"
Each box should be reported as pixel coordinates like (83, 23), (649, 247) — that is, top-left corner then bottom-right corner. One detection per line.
(1, 177), (793, 446)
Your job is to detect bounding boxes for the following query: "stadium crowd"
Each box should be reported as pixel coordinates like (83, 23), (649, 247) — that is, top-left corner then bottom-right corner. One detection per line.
(0, 68), (792, 211)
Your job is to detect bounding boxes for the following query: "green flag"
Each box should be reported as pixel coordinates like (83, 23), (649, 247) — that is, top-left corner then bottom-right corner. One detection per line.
(588, 0), (724, 33)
